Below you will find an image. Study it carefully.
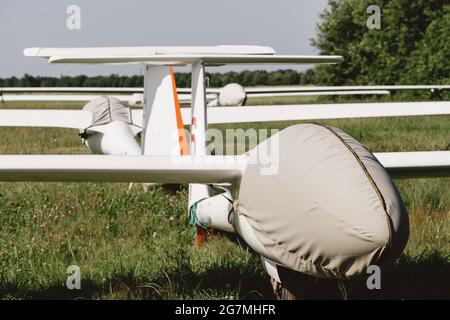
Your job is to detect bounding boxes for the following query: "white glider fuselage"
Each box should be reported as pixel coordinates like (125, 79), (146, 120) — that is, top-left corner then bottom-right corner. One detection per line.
(83, 121), (141, 156)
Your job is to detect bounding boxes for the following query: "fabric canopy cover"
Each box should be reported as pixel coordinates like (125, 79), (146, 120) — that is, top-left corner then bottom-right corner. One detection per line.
(81, 96), (136, 131)
(234, 124), (409, 279)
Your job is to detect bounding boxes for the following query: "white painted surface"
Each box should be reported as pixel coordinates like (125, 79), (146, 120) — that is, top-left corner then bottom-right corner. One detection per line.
(24, 46), (276, 58)
(0, 109), (92, 129)
(375, 151), (450, 177)
(202, 102), (450, 124)
(141, 66), (179, 156)
(189, 61), (212, 208)
(46, 54), (344, 65)
(84, 121), (141, 155)
(0, 155), (245, 183)
(195, 193), (235, 233)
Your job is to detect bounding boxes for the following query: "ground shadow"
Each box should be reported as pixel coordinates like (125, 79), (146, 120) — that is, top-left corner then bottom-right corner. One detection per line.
(347, 252), (450, 299)
(0, 252), (447, 300)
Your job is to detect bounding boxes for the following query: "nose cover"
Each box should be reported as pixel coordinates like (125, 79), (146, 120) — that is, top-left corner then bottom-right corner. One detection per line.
(233, 124), (409, 280)
(208, 83), (247, 107)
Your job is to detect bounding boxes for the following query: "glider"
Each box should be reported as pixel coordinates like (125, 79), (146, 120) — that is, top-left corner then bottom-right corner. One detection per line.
(1, 45), (449, 296)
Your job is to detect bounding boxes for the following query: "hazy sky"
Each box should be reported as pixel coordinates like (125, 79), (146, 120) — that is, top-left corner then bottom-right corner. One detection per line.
(0, 0), (329, 77)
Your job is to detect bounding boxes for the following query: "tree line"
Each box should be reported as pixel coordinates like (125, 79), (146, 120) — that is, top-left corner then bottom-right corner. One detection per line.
(0, 69), (316, 88)
(2, 0), (447, 99)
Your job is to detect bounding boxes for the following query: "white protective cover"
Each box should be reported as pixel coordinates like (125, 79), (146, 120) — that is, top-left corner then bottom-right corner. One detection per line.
(207, 83), (247, 107)
(81, 96), (140, 133)
(233, 124), (409, 279)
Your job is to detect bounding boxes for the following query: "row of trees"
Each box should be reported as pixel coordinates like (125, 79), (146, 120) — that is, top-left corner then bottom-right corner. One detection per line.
(0, 69), (316, 88)
(2, 0), (447, 97)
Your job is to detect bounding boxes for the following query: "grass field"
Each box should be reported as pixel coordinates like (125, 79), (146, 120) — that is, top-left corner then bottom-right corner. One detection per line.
(0, 98), (449, 299)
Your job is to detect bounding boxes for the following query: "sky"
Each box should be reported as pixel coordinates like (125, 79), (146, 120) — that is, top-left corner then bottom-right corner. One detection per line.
(0, 0), (329, 77)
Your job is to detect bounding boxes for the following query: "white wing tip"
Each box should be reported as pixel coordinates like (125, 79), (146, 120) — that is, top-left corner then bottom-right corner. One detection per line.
(24, 47), (42, 57)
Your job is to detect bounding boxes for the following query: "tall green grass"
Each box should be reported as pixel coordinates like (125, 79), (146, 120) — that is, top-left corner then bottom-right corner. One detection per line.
(0, 101), (448, 299)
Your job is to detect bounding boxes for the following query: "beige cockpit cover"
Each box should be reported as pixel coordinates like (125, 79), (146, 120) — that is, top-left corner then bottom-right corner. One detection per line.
(82, 96), (133, 128)
(233, 124), (409, 280)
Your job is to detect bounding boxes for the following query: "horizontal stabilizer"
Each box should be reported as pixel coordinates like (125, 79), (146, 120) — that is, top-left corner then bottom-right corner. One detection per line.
(24, 46), (276, 58)
(24, 46), (342, 66)
(46, 55), (344, 66)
